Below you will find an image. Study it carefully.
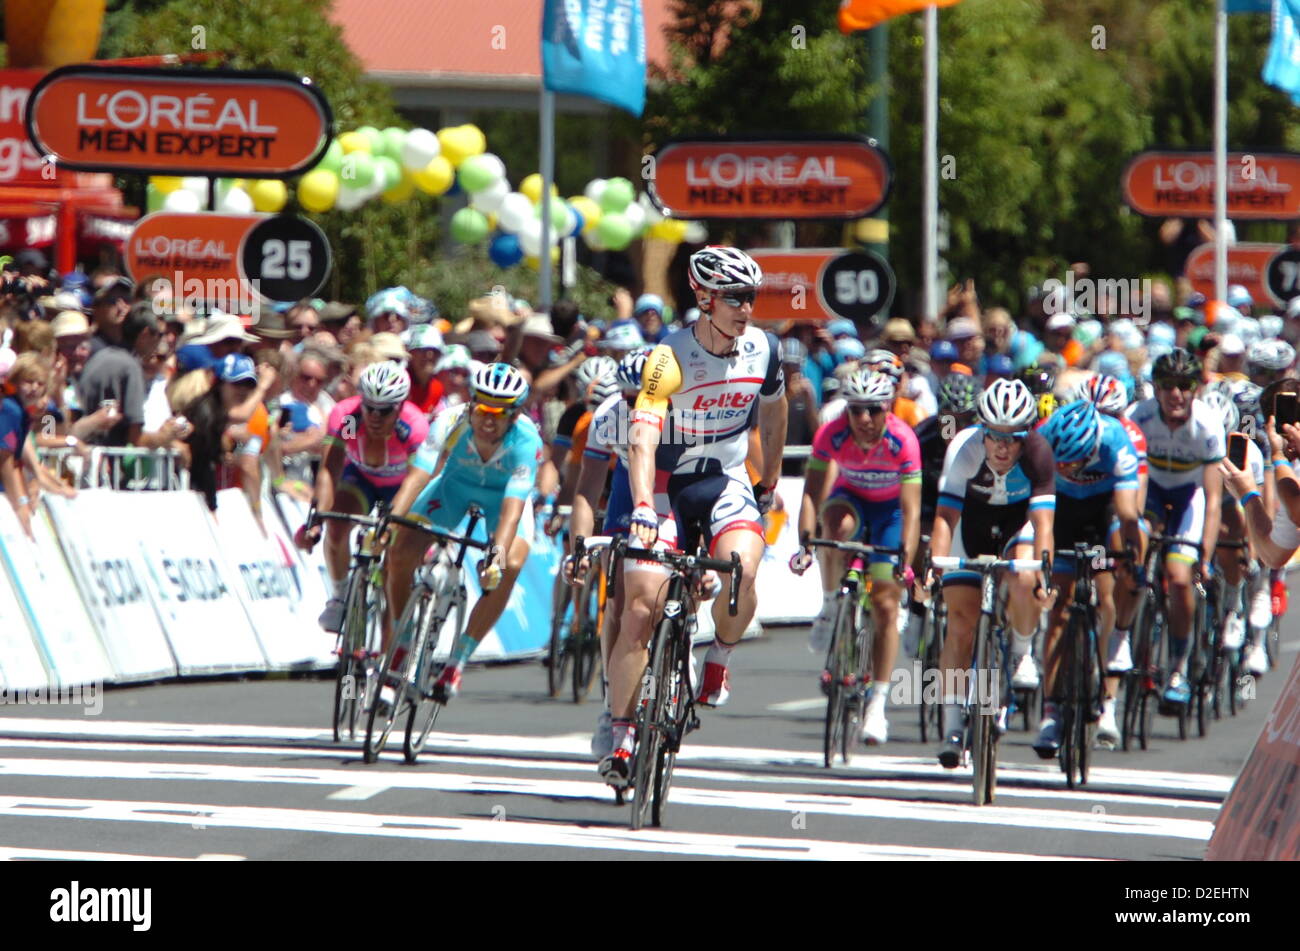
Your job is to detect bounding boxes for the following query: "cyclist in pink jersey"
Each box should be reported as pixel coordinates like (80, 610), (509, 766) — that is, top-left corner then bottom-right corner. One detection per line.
(298, 363), (429, 633)
(790, 370), (921, 745)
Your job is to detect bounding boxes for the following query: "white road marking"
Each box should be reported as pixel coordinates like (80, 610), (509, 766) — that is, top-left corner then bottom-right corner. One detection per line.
(0, 795), (1095, 861)
(326, 786), (388, 801)
(0, 846), (243, 861)
(0, 737), (1222, 811)
(0, 756), (1213, 840)
(767, 698), (827, 712)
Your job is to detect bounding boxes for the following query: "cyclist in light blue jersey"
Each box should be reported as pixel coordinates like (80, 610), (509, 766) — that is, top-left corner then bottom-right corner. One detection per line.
(385, 363), (543, 703)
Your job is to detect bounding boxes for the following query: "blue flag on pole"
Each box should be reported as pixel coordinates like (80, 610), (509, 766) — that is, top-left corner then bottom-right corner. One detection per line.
(1264, 0), (1300, 105)
(541, 0), (646, 117)
(1227, 0), (1270, 13)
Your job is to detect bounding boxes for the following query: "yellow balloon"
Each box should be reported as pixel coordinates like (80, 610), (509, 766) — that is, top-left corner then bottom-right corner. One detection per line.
(382, 171), (417, 204)
(297, 169), (339, 213)
(663, 219), (689, 243)
(338, 131), (371, 154)
(460, 124), (487, 157)
(249, 179), (288, 213)
(524, 247), (561, 271)
(520, 173), (545, 204)
(569, 196), (601, 233)
(437, 125), (481, 167)
(412, 155), (454, 195)
(151, 176), (184, 193)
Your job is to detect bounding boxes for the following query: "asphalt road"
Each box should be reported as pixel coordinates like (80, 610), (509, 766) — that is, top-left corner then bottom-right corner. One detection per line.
(0, 617), (1293, 861)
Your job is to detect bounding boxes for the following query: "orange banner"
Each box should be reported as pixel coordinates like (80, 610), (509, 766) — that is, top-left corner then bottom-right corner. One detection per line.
(749, 249), (840, 322)
(126, 212), (259, 293)
(1206, 651), (1300, 860)
(1122, 151), (1300, 220)
(649, 138), (891, 221)
(27, 66), (331, 176)
(1183, 242), (1281, 307)
(839, 0), (962, 34)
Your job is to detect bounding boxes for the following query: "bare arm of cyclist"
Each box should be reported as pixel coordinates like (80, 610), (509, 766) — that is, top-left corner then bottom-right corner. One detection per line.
(1113, 486), (1143, 557)
(628, 345), (680, 539)
(900, 479), (921, 571)
(758, 394), (787, 488)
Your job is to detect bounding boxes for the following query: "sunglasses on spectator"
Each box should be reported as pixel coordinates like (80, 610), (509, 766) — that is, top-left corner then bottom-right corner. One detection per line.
(718, 290), (757, 307)
(1156, 377), (1196, 392)
(299, 371), (327, 383)
(292, 321), (319, 332)
(981, 426), (1028, 444)
(362, 402), (398, 416)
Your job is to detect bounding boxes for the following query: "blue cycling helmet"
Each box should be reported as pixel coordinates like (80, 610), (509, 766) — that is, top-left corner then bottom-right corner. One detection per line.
(617, 346), (653, 394)
(1042, 399), (1101, 464)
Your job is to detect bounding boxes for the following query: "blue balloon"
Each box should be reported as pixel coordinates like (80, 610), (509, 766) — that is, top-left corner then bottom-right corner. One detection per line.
(568, 203), (584, 237)
(489, 232), (524, 268)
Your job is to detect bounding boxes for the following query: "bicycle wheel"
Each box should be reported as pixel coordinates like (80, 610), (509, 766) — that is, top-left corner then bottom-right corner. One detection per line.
(843, 598), (872, 760)
(917, 600), (939, 744)
(547, 575), (574, 698)
(1060, 610), (1079, 789)
(631, 615), (673, 830)
(572, 561), (605, 703)
(364, 591), (421, 764)
(332, 570), (368, 742)
(651, 624), (690, 828)
(405, 587), (465, 764)
(1266, 615), (1281, 671)
(1122, 589), (1152, 751)
(970, 612), (997, 806)
(1075, 611), (1096, 787)
(822, 592), (851, 769)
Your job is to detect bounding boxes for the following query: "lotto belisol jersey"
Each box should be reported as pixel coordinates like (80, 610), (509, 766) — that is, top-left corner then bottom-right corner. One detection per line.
(1054, 414), (1140, 500)
(632, 325), (784, 476)
(1126, 397), (1226, 490)
(413, 404), (543, 501)
(1118, 414), (1148, 476)
(809, 411), (921, 503)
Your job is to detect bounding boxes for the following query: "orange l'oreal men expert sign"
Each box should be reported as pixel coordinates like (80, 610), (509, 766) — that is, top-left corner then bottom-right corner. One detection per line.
(1183, 242), (1281, 308)
(26, 65), (332, 177)
(1122, 150), (1300, 220)
(648, 136), (891, 220)
(126, 212), (258, 290)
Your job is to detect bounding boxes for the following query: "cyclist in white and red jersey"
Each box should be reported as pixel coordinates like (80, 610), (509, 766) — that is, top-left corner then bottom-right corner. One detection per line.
(790, 369), (921, 745)
(628, 246), (787, 710)
(299, 362), (428, 633)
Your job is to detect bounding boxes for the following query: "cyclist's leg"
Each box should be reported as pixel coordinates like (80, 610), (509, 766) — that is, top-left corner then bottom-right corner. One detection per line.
(808, 491), (859, 649)
(936, 525), (980, 751)
(462, 499), (533, 644)
(386, 472), (450, 631)
(704, 474), (765, 647)
(864, 500), (904, 704)
(1216, 500), (1247, 648)
(325, 465), (369, 589)
(1163, 487), (1204, 681)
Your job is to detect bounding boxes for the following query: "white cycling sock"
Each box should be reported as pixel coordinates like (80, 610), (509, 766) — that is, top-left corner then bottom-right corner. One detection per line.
(941, 698), (962, 737)
(1010, 629), (1035, 658)
(331, 576), (346, 599)
(869, 681), (890, 709)
(705, 637), (736, 668)
(1223, 581), (1243, 614)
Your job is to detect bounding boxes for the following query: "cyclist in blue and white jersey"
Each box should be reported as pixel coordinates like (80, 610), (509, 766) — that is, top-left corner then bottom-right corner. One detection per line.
(385, 363), (543, 704)
(1034, 399), (1142, 752)
(1124, 348), (1225, 714)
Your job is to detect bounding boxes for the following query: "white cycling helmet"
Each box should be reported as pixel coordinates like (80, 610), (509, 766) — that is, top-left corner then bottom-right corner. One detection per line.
(1259, 315), (1284, 340)
(470, 362), (529, 408)
(602, 321), (646, 352)
(574, 355), (618, 392)
(1073, 373), (1129, 415)
(978, 378), (1037, 429)
(357, 361), (411, 406)
(1201, 388), (1239, 435)
(842, 369), (896, 407)
(1247, 339), (1296, 374)
(687, 246), (763, 294)
(617, 346), (653, 394)
(587, 375), (621, 408)
(864, 349), (904, 383)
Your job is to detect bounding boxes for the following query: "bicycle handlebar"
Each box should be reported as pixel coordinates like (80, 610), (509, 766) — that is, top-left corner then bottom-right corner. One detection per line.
(930, 555), (1043, 573)
(307, 510), (383, 530)
(574, 535), (744, 616)
(384, 512), (488, 550)
(804, 537), (902, 559)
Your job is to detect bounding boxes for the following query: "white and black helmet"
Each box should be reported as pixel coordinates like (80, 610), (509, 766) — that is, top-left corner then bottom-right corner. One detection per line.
(470, 362), (529, 408)
(843, 369), (896, 407)
(573, 355), (618, 392)
(978, 378), (1037, 429)
(687, 246), (763, 294)
(1201, 389), (1240, 435)
(1247, 339), (1296, 374)
(358, 361), (411, 406)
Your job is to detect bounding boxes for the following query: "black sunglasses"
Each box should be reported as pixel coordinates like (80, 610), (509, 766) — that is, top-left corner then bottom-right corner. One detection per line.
(1156, 377), (1196, 392)
(848, 404), (889, 417)
(362, 402), (398, 416)
(719, 290), (757, 307)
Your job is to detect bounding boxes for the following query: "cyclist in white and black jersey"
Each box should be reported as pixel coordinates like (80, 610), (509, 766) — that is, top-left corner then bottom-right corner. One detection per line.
(1124, 348), (1225, 713)
(929, 378), (1056, 769)
(628, 246), (787, 709)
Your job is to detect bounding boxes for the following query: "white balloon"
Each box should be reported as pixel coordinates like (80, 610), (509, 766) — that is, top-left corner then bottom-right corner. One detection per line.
(518, 219), (543, 257)
(639, 192), (663, 227)
(584, 178), (607, 204)
(400, 128), (441, 171)
(683, 220), (708, 243)
(335, 184), (369, 211)
(164, 188), (202, 213)
(181, 176), (209, 197)
(470, 177), (510, 214)
(621, 202), (646, 236)
(217, 186), (254, 214)
(368, 162), (390, 195)
(497, 192), (534, 233)
(477, 153), (507, 182)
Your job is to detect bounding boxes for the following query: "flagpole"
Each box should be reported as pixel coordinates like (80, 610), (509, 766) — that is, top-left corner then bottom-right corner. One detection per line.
(922, 4), (938, 322)
(1214, 0), (1228, 303)
(540, 87), (556, 310)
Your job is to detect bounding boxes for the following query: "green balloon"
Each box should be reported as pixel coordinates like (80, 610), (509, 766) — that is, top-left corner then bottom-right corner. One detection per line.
(146, 182), (165, 213)
(318, 138), (344, 174)
(450, 207), (490, 244)
(599, 177), (634, 213)
(340, 151), (376, 188)
(597, 212), (634, 251)
(375, 156), (401, 192)
(380, 126), (407, 160)
(358, 125), (384, 154)
(458, 155), (497, 194)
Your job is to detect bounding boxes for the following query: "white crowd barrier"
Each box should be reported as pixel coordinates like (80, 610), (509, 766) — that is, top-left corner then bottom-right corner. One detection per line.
(755, 475), (824, 625)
